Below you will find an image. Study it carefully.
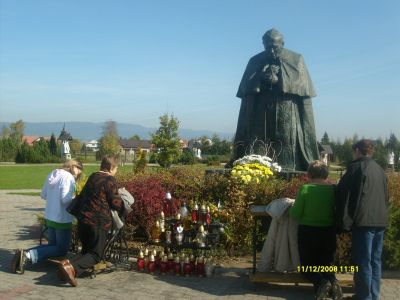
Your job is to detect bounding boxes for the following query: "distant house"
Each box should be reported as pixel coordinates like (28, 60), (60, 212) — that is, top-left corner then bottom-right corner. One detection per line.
(119, 139), (154, 162)
(85, 140), (100, 152)
(120, 139), (153, 153)
(22, 136), (50, 146)
(318, 143), (334, 164)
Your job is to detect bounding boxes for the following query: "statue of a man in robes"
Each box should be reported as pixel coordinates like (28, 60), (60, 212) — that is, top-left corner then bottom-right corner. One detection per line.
(230, 28), (319, 171)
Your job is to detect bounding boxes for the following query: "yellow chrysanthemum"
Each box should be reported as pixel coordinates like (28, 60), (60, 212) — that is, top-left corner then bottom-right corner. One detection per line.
(231, 161), (276, 184)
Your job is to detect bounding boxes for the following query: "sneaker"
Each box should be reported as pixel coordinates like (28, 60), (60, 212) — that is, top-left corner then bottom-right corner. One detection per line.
(315, 279), (331, 300)
(11, 249), (22, 273)
(331, 280), (343, 300)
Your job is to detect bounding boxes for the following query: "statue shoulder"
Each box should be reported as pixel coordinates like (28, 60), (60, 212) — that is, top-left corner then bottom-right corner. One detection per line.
(282, 49), (305, 66)
(281, 48), (303, 63)
(247, 51), (268, 65)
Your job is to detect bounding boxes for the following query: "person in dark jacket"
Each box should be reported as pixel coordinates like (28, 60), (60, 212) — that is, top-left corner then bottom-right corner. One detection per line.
(337, 139), (389, 300)
(57, 155), (125, 287)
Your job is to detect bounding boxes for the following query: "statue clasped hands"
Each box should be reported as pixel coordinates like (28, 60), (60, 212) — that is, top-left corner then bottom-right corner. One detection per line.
(262, 64), (280, 85)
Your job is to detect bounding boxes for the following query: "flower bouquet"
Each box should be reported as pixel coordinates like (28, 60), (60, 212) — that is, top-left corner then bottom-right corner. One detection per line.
(230, 154), (281, 184)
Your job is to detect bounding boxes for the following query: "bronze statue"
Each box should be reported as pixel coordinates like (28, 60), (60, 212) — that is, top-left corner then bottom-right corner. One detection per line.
(231, 28), (319, 171)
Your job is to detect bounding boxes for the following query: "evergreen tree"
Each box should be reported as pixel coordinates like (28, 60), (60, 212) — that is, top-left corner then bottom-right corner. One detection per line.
(33, 139), (51, 162)
(321, 132), (330, 144)
(178, 149), (196, 165)
(339, 138), (354, 166)
(373, 138), (387, 168)
(387, 133), (399, 151)
(151, 114), (181, 168)
(16, 141), (33, 163)
(199, 135), (212, 155)
(49, 133), (57, 155)
(0, 138), (19, 161)
(133, 149), (148, 173)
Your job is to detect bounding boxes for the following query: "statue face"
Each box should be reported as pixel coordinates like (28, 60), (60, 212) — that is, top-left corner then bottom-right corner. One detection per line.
(263, 36), (283, 59)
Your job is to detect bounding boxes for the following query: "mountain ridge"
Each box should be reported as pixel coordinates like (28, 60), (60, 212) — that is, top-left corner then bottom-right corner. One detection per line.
(0, 121), (234, 141)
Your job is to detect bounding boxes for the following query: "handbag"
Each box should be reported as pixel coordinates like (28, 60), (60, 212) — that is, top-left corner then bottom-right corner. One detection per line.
(118, 188), (134, 213)
(66, 194), (82, 217)
(111, 188), (135, 229)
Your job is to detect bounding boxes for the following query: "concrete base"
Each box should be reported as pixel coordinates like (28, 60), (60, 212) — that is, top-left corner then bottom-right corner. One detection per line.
(249, 271), (354, 287)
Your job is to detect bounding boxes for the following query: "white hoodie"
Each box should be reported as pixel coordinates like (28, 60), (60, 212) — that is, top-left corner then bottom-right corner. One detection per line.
(41, 169), (75, 224)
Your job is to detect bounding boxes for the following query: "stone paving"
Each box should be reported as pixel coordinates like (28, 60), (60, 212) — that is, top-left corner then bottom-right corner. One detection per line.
(0, 189), (399, 300)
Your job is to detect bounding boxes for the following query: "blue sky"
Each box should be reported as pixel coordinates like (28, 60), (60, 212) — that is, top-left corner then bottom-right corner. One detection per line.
(0, 0), (399, 141)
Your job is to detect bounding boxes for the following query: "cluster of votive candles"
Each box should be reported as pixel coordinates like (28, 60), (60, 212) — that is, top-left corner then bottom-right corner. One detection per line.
(135, 248), (214, 277)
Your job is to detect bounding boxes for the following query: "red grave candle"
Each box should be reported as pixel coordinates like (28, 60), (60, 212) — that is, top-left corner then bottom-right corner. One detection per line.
(174, 258), (181, 276)
(160, 256), (168, 274)
(148, 254), (156, 274)
(191, 203), (198, 223)
(183, 257), (191, 277)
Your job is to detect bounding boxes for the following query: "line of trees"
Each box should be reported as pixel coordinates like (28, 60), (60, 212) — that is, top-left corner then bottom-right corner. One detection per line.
(0, 120), (62, 163)
(193, 134), (232, 156)
(0, 120), (25, 161)
(15, 135), (62, 163)
(2, 118), (398, 170)
(321, 132), (400, 169)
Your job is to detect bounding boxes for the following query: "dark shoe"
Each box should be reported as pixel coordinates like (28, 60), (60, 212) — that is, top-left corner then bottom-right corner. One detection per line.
(315, 279), (331, 300)
(342, 296), (356, 300)
(58, 259), (78, 287)
(331, 280), (343, 300)
(18, 250), (28, 274)
(11, 249), (28, 274)
(11, 249), (22, 273)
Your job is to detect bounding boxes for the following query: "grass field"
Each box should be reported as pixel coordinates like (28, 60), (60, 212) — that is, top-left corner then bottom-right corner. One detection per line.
(0, 163), (344, 190)
(0, 164), (134, 189)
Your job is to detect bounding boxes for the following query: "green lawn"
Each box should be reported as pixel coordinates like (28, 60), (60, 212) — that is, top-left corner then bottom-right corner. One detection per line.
(6, 192), (41, 196)
(0, 164), (133, 189)
(0, 163), (343, 189)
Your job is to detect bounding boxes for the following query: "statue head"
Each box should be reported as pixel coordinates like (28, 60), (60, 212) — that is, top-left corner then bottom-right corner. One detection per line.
(262, 28), (284, 59)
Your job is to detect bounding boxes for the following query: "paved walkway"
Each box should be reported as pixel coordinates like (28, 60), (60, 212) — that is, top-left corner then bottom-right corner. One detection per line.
(0, 190), (399, 300)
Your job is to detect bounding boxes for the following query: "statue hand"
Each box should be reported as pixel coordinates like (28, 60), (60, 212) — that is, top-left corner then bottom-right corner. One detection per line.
(270, 73), (279, 84)
(271, 65), (280, 74)
(263, 72), (278, 84)
(262, 64), (279, 84)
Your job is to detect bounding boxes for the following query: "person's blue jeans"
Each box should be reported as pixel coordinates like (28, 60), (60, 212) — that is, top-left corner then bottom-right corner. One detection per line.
(351, 227), (385, 300)
(29, 227), (72, 263)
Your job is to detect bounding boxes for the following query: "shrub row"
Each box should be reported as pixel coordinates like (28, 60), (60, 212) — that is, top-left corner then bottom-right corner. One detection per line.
(116, 168), (400, 269)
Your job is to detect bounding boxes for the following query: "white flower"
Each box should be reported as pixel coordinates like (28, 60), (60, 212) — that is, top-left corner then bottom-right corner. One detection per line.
(271, 162), (282, 172)
(233, 154), (281, 172)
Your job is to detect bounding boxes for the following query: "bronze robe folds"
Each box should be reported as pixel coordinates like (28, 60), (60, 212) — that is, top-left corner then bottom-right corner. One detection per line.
(233, 48), (319, 171)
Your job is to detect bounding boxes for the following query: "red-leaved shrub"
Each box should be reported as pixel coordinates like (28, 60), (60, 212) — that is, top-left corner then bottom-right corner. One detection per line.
(122, 172), (189, 239)
(124, 175), (165, 238)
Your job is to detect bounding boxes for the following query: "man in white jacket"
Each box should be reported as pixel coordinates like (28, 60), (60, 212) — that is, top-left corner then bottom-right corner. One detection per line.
(11, 160), (83, 274)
